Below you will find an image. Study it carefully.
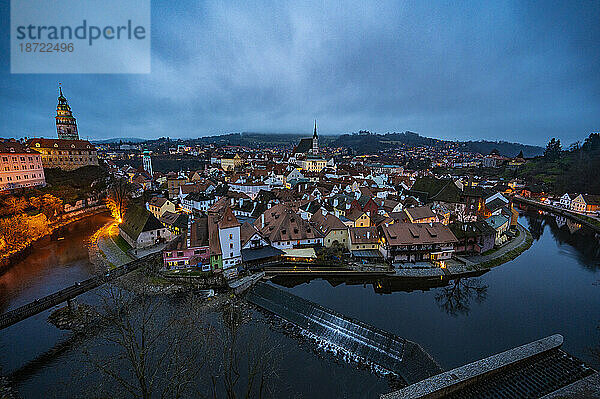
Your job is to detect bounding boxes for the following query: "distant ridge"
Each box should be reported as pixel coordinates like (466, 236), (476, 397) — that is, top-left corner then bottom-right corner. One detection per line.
(92, 137), (147, 144)
(93, 131), (544, 157)
(331, 131), (544, 157)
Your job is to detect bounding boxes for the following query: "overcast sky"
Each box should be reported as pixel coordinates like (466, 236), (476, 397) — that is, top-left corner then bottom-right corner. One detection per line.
(1, 0), (599, 145)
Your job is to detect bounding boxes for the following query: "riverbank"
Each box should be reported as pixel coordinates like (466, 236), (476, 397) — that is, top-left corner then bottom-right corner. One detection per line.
(88, 217), (533, 292)
(0, 205), (108, 272)
(513, 195), (600, 233)
(348, 223), (533, 280)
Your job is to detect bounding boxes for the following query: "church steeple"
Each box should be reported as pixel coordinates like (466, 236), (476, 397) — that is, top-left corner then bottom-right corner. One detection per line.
(55, 84), (79, 140)
(311, 120), (318, 155)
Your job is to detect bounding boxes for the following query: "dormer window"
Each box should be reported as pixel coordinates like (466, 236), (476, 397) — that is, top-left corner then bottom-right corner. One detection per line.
(35, 143), (40, 147)
(54, 144), (58, 147)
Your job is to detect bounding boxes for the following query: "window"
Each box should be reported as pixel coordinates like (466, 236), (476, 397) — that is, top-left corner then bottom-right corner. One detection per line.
(166, 252), (172, 257)
(177, 251), (184, 256)
(229, 234), (233, 239)
(229, 243), (233, 249)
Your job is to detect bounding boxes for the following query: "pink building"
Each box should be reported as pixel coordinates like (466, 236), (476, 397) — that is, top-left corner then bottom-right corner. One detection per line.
(163, 216), (211, 270)
(0, 139), (45, 191)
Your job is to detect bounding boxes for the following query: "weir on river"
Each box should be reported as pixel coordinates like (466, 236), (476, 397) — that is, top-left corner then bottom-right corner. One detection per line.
(247, 282), (442, 385)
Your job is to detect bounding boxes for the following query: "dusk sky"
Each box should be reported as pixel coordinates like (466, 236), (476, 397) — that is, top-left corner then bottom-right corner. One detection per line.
(1, 0), (599, 145)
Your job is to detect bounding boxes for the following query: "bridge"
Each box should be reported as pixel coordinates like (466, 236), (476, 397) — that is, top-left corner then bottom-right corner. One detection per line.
(0, 253), (157, 330)
(246, 282), (442, 384)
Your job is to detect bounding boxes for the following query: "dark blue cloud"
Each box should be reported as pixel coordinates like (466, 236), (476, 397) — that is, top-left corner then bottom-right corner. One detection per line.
(1, 0), (599, 145)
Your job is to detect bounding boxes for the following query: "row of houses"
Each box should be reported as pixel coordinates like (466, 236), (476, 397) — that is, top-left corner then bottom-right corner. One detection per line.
(559, 193), (600, 214)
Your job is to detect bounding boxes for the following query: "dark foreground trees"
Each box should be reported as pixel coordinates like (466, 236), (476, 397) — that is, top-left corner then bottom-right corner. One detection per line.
(76, 282), (280, 399)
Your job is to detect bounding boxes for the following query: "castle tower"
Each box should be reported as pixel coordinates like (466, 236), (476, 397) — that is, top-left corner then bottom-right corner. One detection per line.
(142, 149), (153, 176)
(55, 84), (79, 140)
(311, 120), (318, 155)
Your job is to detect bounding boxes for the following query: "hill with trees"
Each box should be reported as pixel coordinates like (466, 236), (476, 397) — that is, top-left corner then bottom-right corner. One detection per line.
(508, 133), (600, 194)
(142, 131), (543, 157)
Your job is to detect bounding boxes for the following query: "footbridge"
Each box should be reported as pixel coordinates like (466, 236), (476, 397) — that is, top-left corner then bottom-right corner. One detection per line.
(246, 282), (442, 384)
(0, 253), (157, 330)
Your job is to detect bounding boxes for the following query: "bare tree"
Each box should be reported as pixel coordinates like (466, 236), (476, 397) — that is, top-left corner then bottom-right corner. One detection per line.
(208, 301), (280, 399)
(435, 278), (488, 316)
(77, 283), (280, 399)
(80, 284), (209, 399)
(106, 178), (131, 222)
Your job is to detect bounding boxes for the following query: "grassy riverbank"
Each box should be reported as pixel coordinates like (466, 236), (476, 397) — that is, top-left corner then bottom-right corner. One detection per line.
(476, 228), (533, 270)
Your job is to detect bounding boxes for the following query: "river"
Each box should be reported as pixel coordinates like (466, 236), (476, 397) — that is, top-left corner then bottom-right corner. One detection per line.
(1, 210), (599, 397)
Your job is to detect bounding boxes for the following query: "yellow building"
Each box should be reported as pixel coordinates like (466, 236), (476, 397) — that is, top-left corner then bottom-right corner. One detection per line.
(347, 227), (378, 252)
(310, 212), (349, 248)
(345, 208), (371, 228)
(221, 154), (243, 172)
(167, 174), (189, 199)
(300, 156), (327, 172)
(146, 197), (176, 219)
(28, 138), (98, 171)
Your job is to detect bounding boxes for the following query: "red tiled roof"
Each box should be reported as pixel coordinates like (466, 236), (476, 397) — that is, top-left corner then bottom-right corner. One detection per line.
(254, 203), (323, 243)
(218, 207), (241, 229)
(0, 139), (35, 154)
(380, 222), (457, 246)
(349, 227), (378, 244)
(310, 211), (346, 236)
(27, 138), (96, 150)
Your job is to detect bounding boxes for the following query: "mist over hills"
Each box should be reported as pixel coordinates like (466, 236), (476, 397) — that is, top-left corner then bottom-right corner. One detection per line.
(96, 131), (544, 158)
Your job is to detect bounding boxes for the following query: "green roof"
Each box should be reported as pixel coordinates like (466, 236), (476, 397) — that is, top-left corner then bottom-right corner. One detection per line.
(410, 177), (462, 203)
(120, 204), (163, 241)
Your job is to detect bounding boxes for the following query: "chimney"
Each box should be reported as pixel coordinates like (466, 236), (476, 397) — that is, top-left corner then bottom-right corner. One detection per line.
(261, 213), (265, 229)
(230, 197), (234, 205)
(366, 230), (370, 239)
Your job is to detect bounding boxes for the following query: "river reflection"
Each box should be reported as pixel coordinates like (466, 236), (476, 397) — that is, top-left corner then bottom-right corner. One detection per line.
(527, 212), (600, 270)
(434, 278), (488, 317)
(0, 214), (111, 313)
(2, 210), (600, 398)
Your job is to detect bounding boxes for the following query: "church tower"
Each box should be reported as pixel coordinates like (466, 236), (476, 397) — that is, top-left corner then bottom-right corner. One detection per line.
(55, 84), (80, 140)
(311, 120), (318, 155)
(142, 149), (153, 176)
